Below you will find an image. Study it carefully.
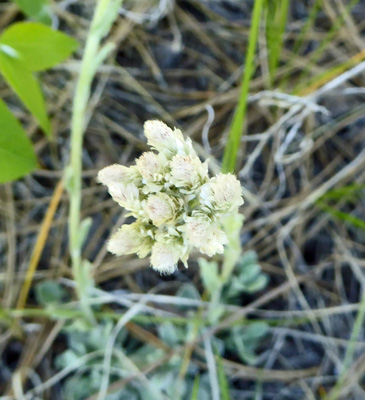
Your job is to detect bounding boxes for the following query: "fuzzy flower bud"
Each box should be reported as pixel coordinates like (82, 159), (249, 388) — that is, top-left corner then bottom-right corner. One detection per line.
(200, 173), (244, 213)
(97, 164), (131, 186)
(98, 164), (142, 212)
(136, 152), (161, 180)
(150, 242), (182, 274)
(108, 223), (153, 258)
(183, 217), (228, 256)
(144, 120), (183, 153)
(108, 182), (141, 212)
(146, 193), (176, 226)
(169, 154), (208, 188)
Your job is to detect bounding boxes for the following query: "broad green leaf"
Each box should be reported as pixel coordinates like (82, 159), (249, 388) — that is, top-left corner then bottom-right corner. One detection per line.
(0, 51), (50, 135)
(12, 0), (52, 25)
(0, 99), (37, 183)
(0, 22), (78, 72)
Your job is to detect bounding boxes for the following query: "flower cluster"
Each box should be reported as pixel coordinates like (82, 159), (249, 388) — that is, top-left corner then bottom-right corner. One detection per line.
(98, 120), (244, 274)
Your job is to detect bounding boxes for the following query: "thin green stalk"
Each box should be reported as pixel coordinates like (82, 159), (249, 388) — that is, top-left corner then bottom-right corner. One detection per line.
(221, 0), (265, 173)
(265, 0), (290, 85)
(325, 288), (365, 400)
(221, 214), (244, 282)
(67, 0), (122, 320)
(279, 0), (323, 90)
(292, 0), (360, 94)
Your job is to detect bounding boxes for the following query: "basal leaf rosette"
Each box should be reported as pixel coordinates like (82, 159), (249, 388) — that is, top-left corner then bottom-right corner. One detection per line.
(98, 120), (244, 274)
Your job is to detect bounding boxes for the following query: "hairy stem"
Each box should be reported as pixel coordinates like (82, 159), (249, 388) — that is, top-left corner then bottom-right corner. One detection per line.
(68, 0), (122, 320)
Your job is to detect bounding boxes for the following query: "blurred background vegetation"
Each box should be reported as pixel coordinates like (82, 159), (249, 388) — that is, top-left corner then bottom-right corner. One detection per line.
(0, 0), (365, 399)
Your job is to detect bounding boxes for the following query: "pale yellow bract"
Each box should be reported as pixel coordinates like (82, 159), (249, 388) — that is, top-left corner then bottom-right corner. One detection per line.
(98, 120), (244, 274)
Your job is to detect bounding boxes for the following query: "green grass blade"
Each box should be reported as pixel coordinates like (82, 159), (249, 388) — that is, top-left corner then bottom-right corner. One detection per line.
(215, 349), (230, 400)
(324, 289), (365, 400)
(190, 375), (200, 400)
(265, 0), (290, 84)
(221, 0), (265, 173)
(318, 184), (365, 202)
(279, 0), (323, 90)
(292, 0), (360, 94)
(317, 202), (365, 230)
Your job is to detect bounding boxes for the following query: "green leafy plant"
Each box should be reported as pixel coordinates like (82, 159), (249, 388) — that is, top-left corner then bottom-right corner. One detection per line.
(55, 318), (213, 400)
(0, 22), (77, 183)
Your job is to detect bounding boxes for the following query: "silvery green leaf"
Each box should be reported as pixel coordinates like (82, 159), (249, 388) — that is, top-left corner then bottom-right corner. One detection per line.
(241, 322), (269, 342)
(79, 259), (95, 296)
(68, 330), (88, 355)
(79, 217), (93, 249)
(238, 262), (261, 284)
(237, 347), (258, 365)
(88, 322), (114, 350)
(244, 274), (269, 293)
(55, 349), (79, 370)
(198, 258), (221, 295)
(158, 322), (180, 347)
(238, 250), (258, 269)
(212, 336), (225, 355)
(225, 276), (246, 298)
(35, 280), (68, 306)
(226, 323), (269, 365)
(208, 304), (225, 324)
(130, 345), (165, 367)
(176, 283), (200, 301)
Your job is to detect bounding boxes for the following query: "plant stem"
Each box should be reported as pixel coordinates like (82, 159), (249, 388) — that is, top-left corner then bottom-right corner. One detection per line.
(68, 0), (121, 320)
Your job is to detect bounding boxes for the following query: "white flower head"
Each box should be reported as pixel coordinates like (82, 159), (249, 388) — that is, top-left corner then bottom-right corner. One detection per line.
(108, 222), (153, 258)
(150, 242), (182, 274)
(200, 173), (244, 213)
(99, 120), (244, 274)
(146, 193), (176, 226)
